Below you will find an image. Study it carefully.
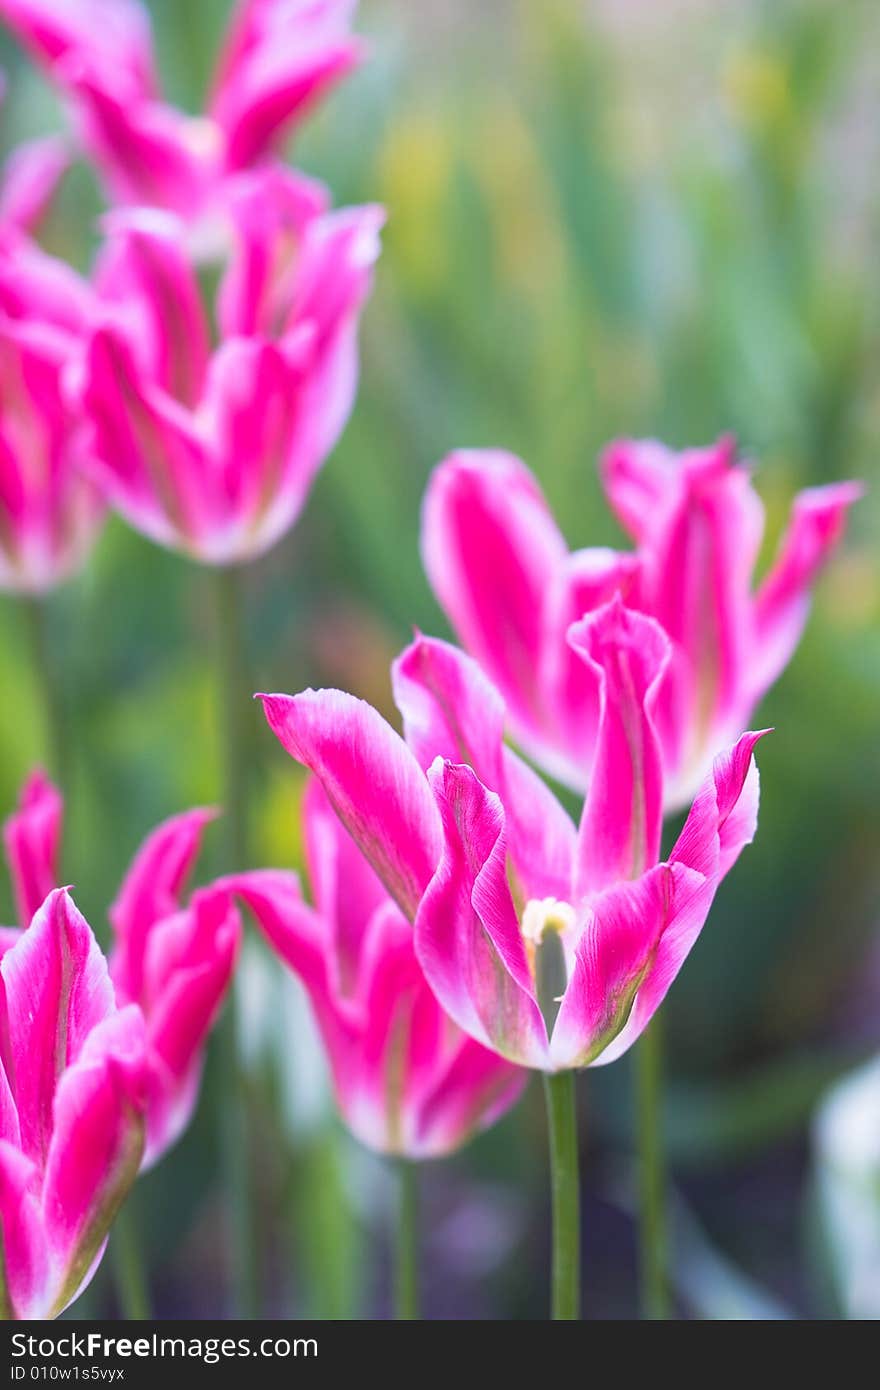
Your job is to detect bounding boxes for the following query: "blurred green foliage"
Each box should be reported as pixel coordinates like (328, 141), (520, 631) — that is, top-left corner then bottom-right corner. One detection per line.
(1, 0), (878, 1317)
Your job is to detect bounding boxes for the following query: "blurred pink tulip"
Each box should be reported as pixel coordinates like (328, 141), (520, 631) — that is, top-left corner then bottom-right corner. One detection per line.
(80, 171), (382, 564)
(0, 0), (363, 225)
(422, 441), (860, 806)
(0, 227), (105, 593)
(223, 782), (526, 1158)
(260, 610), (767, 1072)
(0, 886), (148, 1319)
(3, 773), (241, 1166)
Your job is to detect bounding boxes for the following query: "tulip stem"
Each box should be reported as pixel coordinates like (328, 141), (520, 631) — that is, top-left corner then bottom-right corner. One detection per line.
(393, 1160), (419, 1320)
(636, 1016), (669, 1319)
(214, 564), (249, 867)
(543, 1070), (581, 1320)
(112, 1206), (150, 1320)
(21, 595), (67, 786)
(212, 564), (259, 1318)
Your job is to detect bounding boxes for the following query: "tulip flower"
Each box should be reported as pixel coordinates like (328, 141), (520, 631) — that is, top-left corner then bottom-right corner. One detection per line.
(422, 440), (859, 807)
(81, 172), (382, 565)
(224, 779), (526, 1159)
(0, 886), (149, 1319)
(259, 608), (766, 1317)
(260, 610), (765, 1072)
(3, 771), (241, 1167)
(0, 0), (363, 226)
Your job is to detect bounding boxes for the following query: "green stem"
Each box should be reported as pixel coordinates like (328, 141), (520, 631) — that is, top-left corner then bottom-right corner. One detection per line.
(636, 1015), (669, 1319)
(543, 1070), (581, 1320)
(112, 1206), (150, 1320)
(213, 565), (249, 867)
(212, 564), (258, 1318)
(393, 1159), (419, 1320)
(22, 595), (67, 786)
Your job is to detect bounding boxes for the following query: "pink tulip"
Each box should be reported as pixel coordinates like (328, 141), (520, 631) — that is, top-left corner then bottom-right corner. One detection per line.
(80, 171), (382, 564)
(3, 772), (241, 1166)
(422, 441), (860, 806)
(222, 781), (526, 1158)
(260, 607), (767, 1072)
(0, 227), (105, 593)
(0, 0), (363, 224)
(0, 886), (149, 1319)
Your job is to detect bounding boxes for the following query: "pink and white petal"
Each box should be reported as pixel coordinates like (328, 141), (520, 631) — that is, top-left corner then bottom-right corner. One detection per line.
(416, 761), (547, 1069)
(501, 750), (576, 904)
(0, 234), (94, 334)
(60, 65), (211, 215)
(217, 163), (329, 340)
(223, 868), (361, 1091)
(392, 631), (576, 901)
(750, 481), (863, 699)
(670, 729), (768, 882)
(570, 598), (670, 895)
(0, 1140), (48, 1319)
(414, 1036), (527, 1158)
(537, 547), (642, 789)
(0, 0), (158, 101)
(260, 690), (442, 921)
(109, 806), (215, 1005)
(392, 632), (506, 786)
(0, 889), (115, 1165)
(421, 451), (568, 751)
(96, 210), (210, 405)
(82, 327), (214, 555)
(550, 862), (711, 1069)
(41, 1004), (147, 1316)
(212, 3), (363, 169)
(137, 891), (240, 1163)
(0, 135), (68, 234)
(303, 777), (387, 996)
(2, 769), (62, 928)
(346, 902), (440, 1153)
(198, 335), (308, 562)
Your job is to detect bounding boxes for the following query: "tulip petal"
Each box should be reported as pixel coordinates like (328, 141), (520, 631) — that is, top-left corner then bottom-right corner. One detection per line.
(392, 632), (505, 787)
(303, 778), (387, 996)
(0, 0), (158, 102)
(0, 889), (115, 1167)
(96, 210), (210, 406)
(421, 450), (568, 755)
(260, 690), (442, 921)
(417, 761), (547, 1068)
(41, 1004), (147, 1316)
(751, 482), (863, 698)
(83, 327), (212, 553)
(670, 729), (768, 881)
(0, 1140), (48, 1319)
(570, 598), (670, 895)
(211, 0), (363, 170)
(414, 1037), (527, 1158)
(393, 632), (576, 903)
(3, 769), (62, 928)
(537, 547), (642, 788)
(550, 862), (711, 1069)
(199, 336), (307, 562)
(137, 887), (239, 1164)
(109, 806), (216, 1005)
(602, 437), (765, 765)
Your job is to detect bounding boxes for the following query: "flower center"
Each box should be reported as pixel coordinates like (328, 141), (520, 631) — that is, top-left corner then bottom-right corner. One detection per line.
(522, 898), (574, 1034)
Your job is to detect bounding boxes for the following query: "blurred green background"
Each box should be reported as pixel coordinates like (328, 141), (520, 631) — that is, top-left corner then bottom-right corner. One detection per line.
(1, 0), (878, 1318)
